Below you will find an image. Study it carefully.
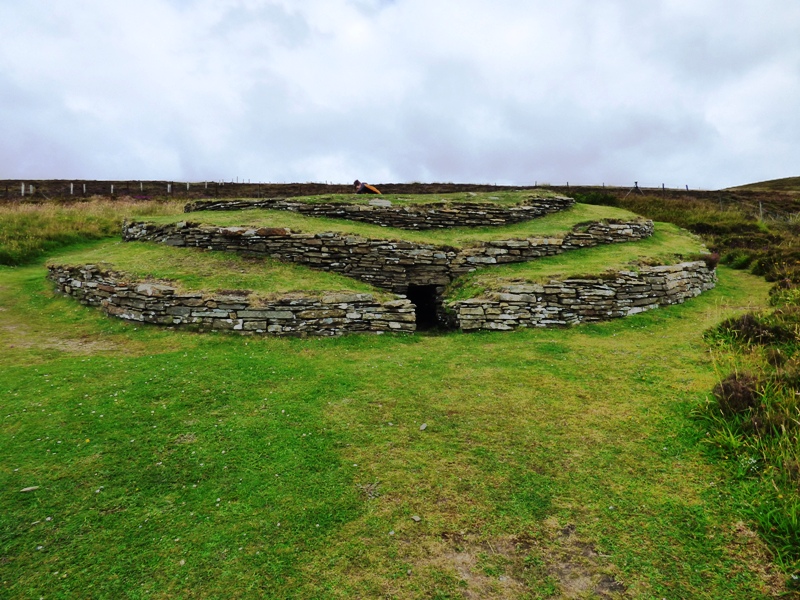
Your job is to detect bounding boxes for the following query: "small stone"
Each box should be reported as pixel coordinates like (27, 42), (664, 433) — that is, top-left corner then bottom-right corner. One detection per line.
(411, 515), (421, 522)
(419, 423), (427, 431)
(407, 569), (413, 576)
(389, 530), (395, 536)
(20, 486), (39, 493)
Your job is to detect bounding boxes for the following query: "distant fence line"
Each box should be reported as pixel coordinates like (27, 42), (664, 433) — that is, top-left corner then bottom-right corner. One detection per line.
(0, 181), (789, 219)
(1, 180), (355, 200)
(1, 180), (704, 200)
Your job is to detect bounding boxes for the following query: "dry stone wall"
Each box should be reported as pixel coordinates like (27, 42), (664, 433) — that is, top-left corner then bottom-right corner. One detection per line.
(122, 219), (654, 293)
(48, 265), (415, 337)
(448, 261), (716, 331)
(183, 196), (576, 230)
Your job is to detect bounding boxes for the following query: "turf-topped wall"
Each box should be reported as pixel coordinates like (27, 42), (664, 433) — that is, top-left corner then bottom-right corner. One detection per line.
(48, 265), (416, 336)
(447, 261), (716, 331)
(183, 196), (576, 230)
(122, 219), (654, 293)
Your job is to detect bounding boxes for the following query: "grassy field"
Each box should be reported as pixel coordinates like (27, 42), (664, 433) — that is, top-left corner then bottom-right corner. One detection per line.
(0, 256), (790, 598)
(147, 203), (640, 249)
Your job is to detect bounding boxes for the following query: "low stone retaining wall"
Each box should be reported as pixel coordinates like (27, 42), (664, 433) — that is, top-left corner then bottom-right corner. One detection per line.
(447, 261), (716, 331)
(183, 195), (576, 230)
(48, 265), (416, 337)
(122, 219), (653, 292)
(457, 220), (655, 267)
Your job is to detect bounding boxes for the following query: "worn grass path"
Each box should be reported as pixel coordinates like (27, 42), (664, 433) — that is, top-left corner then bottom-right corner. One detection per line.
(0, 261), (787, 598)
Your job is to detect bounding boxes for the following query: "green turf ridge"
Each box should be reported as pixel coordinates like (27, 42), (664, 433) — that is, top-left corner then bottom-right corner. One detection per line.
(146, 203), (641, 248)
(0, 260), (788, 598)
(445, 222), (709, 301)
(47, 240), (390, 301)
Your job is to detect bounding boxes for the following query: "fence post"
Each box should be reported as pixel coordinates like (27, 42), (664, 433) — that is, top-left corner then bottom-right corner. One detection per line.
(111, 184), (114, 196)
(21, 183), (25, 197)
(70, 183), (74, 196)
(167, 183), (171, 195)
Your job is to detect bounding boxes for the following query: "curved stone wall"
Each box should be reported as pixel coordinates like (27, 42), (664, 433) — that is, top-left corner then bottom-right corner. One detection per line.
(183, 196), (576, 230)
(447, 261), (716, 331)
(48, 265), (416, 337)
(122, 219), (653, 293)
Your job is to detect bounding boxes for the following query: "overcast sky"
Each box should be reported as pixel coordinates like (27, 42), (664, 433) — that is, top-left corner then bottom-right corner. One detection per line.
(1, 0), (798, 188)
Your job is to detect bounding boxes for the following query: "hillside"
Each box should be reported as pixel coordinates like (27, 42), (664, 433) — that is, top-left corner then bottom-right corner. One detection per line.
(726, 176), (800, 192)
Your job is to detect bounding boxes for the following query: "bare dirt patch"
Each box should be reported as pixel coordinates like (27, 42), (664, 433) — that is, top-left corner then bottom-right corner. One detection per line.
(545, 522), (627, 599)
(2, 323), (120, 355)
(417, 533), (529, 599)
(412, 524), (627, 599)
(724, 521), (787, 597)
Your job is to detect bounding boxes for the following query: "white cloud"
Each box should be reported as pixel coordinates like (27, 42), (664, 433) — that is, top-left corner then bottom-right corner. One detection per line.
(0, 0), (798, 187)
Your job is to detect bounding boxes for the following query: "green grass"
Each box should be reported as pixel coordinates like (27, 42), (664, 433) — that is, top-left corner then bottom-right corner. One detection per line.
(446, 222), (708, 301)
(0, 199), (184, 266)
(47, 240), (386, 300)
(1, 255), (791, 598)
(147, 203), (641, 248)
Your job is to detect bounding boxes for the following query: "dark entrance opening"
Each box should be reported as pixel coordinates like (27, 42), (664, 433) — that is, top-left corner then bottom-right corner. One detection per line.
(406, 284), (440, 331)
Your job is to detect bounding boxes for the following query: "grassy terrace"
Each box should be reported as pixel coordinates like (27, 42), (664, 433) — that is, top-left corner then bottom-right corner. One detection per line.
(48, 241), (386, 300)
(226, 190), (563, 206)
(446, 223), (708, 300)
(147, 203), (641, 248)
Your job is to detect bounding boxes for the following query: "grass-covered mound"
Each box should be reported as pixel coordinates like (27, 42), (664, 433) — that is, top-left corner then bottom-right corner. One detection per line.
(193, 190), (564, 207)
(445, 223), (709, 301)
(147, 202), (641, 248)
(48, 240), (387, 301)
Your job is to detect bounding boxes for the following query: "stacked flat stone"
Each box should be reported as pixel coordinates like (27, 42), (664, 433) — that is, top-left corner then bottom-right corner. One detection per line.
(48, 265), (415, 337)
(183, 196), (576, 230)
(448, 262), (716, 331)
(122, 219), (654, 293)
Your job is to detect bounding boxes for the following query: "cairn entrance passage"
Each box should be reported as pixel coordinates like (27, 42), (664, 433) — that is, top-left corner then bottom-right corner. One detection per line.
(406, 284), (442, 330)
